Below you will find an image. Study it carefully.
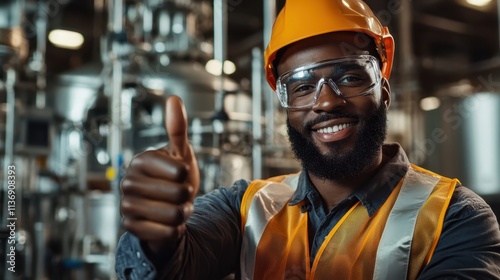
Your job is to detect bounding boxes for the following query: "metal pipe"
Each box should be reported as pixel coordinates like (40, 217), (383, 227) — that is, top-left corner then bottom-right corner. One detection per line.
(109, 57), (123, 251)
(111, 0), (123, 33)
(110, 58), (122, 183)
(251, 47), (263, 179)
(263, 0), (276, 146)
(93, 0), (106, 60)
(110, 4), (124, 177)
(0, 0), (25, 56)
(0, 0), (24, 28)
(35, 0), (48, 109)
(107, 0), (125, 257)
(212, 0), (228, 172)
(143, 4), (153, 43)
(263, 0), (276, 46)
(213, 0), (227, 113)
(78, 129), (88, 259)
(34, 221), (44, 279)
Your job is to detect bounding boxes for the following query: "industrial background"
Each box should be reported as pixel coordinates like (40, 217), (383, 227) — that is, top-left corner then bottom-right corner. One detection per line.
(0, 0), (499, 279)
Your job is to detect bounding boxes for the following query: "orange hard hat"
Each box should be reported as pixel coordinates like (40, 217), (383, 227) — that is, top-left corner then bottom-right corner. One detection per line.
(264, 0), (395, 90)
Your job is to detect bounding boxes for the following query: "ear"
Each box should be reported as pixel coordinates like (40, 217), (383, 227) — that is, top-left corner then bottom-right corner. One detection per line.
(381, 77), (391, 109)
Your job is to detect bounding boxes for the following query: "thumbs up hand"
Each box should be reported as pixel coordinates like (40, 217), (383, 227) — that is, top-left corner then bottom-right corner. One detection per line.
(164, 95), (200, 193)
(121, 96), (200, 253)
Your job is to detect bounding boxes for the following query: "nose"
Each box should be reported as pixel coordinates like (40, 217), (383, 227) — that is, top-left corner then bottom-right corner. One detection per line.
(311, 78), (346, 112)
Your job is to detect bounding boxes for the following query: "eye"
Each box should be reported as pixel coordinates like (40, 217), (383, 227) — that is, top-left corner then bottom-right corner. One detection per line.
(337, 74), (366, 87)
(292, 84), (315, 93)
(289, 84), (316, 98)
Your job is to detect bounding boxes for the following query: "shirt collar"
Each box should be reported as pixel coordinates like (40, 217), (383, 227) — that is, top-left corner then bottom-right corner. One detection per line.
(288, 143), (410, 216)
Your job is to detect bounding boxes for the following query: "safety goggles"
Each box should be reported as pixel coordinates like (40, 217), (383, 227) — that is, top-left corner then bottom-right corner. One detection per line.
(275, 55), (382, 109)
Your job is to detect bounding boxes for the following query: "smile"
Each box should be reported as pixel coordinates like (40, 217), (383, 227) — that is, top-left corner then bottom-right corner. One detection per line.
(316, 123), (354, 134)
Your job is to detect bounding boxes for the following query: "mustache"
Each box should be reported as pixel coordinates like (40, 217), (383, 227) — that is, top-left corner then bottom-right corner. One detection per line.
(304, 112), (361, 130)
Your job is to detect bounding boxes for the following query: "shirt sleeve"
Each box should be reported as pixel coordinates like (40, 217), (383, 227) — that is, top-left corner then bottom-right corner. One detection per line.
(115, 232), (157, 280)
(114, 179), (249, 280)
(418, 185), (500, 279)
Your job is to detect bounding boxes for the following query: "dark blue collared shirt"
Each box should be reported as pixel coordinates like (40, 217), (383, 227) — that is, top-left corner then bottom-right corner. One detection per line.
(115, 143), (500, 279)
(289, 144), (409, 262)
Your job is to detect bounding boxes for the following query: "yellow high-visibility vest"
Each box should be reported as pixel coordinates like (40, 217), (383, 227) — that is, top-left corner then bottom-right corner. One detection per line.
(240, 165), (458, 280)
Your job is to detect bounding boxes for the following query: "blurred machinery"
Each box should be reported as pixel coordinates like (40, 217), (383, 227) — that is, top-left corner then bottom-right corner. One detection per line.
(0, 0), (298, 279)
(421, 84), (500, 196)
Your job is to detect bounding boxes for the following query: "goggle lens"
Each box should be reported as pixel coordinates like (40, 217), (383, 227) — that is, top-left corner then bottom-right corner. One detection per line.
(276, 55), (381, 109)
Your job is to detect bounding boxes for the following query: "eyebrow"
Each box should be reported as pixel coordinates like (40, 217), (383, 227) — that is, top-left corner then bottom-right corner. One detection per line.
(329, 63), (366, 77)
(287, 60), (369, 82)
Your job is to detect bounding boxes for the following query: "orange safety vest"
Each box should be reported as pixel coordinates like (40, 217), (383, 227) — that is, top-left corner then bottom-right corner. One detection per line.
(239, 164), (458, 280)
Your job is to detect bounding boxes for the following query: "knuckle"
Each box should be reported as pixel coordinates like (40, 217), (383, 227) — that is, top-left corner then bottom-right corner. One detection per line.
(129, 154), (145, 169)
(120, 199), (134, 215)
(183, 202), (194, 218)
(172, 164), (188, 182)
(170, 207), (185, 225)
(120, 178), (135, 193)
(162, 207), (180, 226)
(130, 150), (157, 168)
(122, 218), (135, 232)
(172, 184), (191, 202)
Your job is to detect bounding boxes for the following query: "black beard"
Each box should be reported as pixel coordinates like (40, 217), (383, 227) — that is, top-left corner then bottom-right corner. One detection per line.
(287, 104), (388, 181)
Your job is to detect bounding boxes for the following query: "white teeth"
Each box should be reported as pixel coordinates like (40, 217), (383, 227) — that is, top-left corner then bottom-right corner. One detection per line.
(317, 123), (353, 134)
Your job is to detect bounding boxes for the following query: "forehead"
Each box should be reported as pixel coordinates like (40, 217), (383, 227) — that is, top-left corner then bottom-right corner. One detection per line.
(276, 32), (375, 76)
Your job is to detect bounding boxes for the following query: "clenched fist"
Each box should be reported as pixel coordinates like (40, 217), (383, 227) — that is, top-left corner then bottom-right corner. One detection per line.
(120, 96), (200, 253)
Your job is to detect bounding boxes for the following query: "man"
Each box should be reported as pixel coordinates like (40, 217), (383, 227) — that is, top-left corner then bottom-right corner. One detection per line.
(115, 0), (500, 279)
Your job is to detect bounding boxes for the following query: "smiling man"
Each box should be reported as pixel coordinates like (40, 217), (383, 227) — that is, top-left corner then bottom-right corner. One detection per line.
(281, 32), (391, 209)
(115, 0), (500, 279)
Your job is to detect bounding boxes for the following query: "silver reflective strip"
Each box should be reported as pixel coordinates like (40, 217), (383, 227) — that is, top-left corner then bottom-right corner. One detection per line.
(240, 174), (300, 280)
(373, 167), (440, 280)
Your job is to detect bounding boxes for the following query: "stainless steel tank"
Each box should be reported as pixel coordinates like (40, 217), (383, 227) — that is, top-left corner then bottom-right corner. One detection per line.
(46, 63), (102, 123)
(422, 92), (500, 195)
(141, 60), (239, 119)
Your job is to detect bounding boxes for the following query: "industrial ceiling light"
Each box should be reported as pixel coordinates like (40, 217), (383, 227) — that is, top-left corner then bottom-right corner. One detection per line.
(48, 29), (84, 50)
(223, 60), (236, 75)
(420, 96), (441, 111)
(465, 0), (492, 7)
(205, 59), (236, 75)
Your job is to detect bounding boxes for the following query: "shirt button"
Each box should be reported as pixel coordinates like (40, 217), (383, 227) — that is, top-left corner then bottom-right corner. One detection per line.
(142, 262), (147, 267)
(136, 251), (141, 259)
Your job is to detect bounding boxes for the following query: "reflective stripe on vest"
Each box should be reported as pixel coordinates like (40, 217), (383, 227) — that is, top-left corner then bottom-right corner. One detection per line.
(372, 167), (439, 280)
(240, 174), (301, 280)
(240, 165), (457, 280)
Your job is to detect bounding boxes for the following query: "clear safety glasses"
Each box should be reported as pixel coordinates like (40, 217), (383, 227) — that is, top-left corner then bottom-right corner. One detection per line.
(275, 55), (382, 109)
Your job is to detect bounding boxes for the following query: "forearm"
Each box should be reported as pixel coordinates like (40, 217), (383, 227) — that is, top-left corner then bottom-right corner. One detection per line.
(417, 186), (500, 279)
(163, 186), (245, 279)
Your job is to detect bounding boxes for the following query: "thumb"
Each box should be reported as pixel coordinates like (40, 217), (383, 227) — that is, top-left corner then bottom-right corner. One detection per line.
(165, 96), (200, 195)
(165, 95), (190, 158)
